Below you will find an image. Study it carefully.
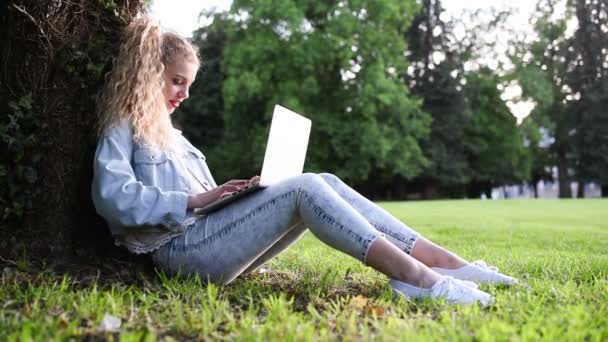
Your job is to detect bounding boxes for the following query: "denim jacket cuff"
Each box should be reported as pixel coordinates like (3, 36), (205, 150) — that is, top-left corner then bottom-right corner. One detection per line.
(166, 191), (189, 228)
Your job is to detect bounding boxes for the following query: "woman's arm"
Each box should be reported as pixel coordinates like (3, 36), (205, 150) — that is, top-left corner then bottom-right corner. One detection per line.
(187, 177), (260, 209)
(91, 124), (189, 228)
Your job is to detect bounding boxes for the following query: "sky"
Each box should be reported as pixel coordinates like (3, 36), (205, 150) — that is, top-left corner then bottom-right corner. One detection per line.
(150, 0), (540, 120)
(150, 0), (537, 38)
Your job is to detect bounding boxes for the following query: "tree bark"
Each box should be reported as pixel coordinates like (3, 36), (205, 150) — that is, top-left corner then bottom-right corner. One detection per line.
(0, 0), (145, 268)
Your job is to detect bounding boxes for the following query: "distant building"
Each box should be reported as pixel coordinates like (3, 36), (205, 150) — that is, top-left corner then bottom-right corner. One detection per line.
(489, 181), (602, 199)
(487, 155), (603, 199)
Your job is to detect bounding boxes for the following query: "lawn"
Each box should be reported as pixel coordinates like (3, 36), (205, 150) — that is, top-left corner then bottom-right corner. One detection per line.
(2, 199), (607, 340)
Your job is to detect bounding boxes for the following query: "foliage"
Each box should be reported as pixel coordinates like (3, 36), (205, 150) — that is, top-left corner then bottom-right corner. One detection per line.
(566, 0), (608, 188)
(403, 0), (530, 197)
(0, 0), (145, 258)
(512, 0), (574, 197)
(462, 68), (531, 197)
(404, 0), (471, 191)
(178, 0), (539, 199)
(2, 199), (608, 339)
(173, 12), (229, 160)
(520, 119), (555, 197)
(511, 0), (608, 197)
(0, 94), (41, 220)
(179, 0), (431, 185)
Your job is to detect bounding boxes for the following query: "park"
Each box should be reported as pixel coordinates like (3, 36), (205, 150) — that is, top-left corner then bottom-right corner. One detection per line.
(1, 0), (607, 340)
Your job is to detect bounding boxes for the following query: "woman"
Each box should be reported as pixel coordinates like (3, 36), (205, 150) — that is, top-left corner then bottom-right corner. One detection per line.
(92, 16), (516, 306)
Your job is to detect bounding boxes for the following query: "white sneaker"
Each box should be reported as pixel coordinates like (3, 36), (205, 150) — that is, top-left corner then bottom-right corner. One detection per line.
(390, 276), (493, 306)
(432, 260), (518, 285)
(454, 279), (479, 289)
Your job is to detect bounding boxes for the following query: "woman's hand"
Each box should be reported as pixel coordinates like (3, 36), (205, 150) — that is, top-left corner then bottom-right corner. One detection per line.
(187, 176), (260, 209)
(246, 175), (260, 187)
(218, 176), (261, 199)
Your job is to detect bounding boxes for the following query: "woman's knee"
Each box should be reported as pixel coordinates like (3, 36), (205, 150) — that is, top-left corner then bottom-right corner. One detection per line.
(290, 172), (326, 188)
(319, 172), (342, 186)
(293, 172), (341, 186)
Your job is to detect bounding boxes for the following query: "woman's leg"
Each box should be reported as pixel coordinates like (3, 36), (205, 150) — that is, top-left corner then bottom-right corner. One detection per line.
(317, 173), (517, 286)
(208, 171), (465, 278)
(242, 222), (440, 288)
(240, 221), (307, 274)
(318, 173), (467, 269)
(152, 173), (440, 286)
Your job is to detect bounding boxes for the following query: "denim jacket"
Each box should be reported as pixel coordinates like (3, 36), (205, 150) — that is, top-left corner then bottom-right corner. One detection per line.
(91, 121), (217, 254)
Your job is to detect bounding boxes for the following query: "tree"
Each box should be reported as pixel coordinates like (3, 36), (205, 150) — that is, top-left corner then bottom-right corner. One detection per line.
(566, 0), (608, 196)
(0, 0), (146, 264)
(520, 120), (555, 198)
(183, 0), (431, 189)
(511, 0), (575, 198)
(173, 13), (230, 168)
(403, 0), (471, 197)
(512, 0), (608, 198)
(462, 68), (531, 198)
(402, 1), (530, 198)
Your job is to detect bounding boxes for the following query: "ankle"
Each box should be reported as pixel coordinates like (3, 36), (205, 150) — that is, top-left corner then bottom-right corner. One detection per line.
(396, 266), (441, 289)
(435, 257), (467, 270)
(423, 271), (442, 288)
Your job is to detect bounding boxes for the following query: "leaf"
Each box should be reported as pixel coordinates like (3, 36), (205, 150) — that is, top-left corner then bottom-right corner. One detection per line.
(8, 101), (19, 111)
(367, 305), (385, 317)
(24, 167), (37, 184)
(58, 312), (69, 329)
(98, 313), (121, 333)
(18, 94), (33, 110)
(350, 295), (368, 310)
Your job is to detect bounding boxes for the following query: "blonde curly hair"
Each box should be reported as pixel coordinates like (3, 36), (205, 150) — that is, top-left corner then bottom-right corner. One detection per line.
(96, 15), (199, 151)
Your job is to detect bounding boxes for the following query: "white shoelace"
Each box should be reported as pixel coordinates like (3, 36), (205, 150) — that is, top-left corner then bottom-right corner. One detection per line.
(431, 276), (492, 305)
(431, 277), (465, 298)
(472, 260), (499, 272)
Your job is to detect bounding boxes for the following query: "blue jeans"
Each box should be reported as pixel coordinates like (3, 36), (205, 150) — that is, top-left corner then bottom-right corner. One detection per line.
(151, 173), (420, 284)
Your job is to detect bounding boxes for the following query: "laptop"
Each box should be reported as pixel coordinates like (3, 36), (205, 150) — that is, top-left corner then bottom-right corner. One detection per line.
(196, 105), (311, 214)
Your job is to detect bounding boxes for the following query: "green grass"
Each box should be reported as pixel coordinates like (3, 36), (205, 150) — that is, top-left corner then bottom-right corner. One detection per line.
(2, 199), (607, 340)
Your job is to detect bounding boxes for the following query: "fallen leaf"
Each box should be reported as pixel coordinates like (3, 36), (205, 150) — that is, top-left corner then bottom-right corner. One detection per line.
(351, 295), (369, 310)
(59, 312), (69, 328)
(367, 305), (385, 317)
(2, 300), (15, 309)
(98, 313), (121, 333)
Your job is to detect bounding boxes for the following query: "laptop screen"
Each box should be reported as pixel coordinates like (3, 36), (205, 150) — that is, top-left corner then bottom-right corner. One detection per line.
(259, 105), (312, 186)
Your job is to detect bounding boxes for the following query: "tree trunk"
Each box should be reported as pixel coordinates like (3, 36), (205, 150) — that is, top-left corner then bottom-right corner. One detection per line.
(0, 1), (145, 268)
(557, 147), (571, 198)
(577, 181), (585, 198)
(602, 184), (608, 198)
(530, 174), (541, 198)
(466, 181), (493, 199)
(483, 184), (492, 200)
(466, 182), (482, 199)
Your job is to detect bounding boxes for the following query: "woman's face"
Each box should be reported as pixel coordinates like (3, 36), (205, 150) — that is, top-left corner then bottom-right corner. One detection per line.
(162, 60), (198, 114)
